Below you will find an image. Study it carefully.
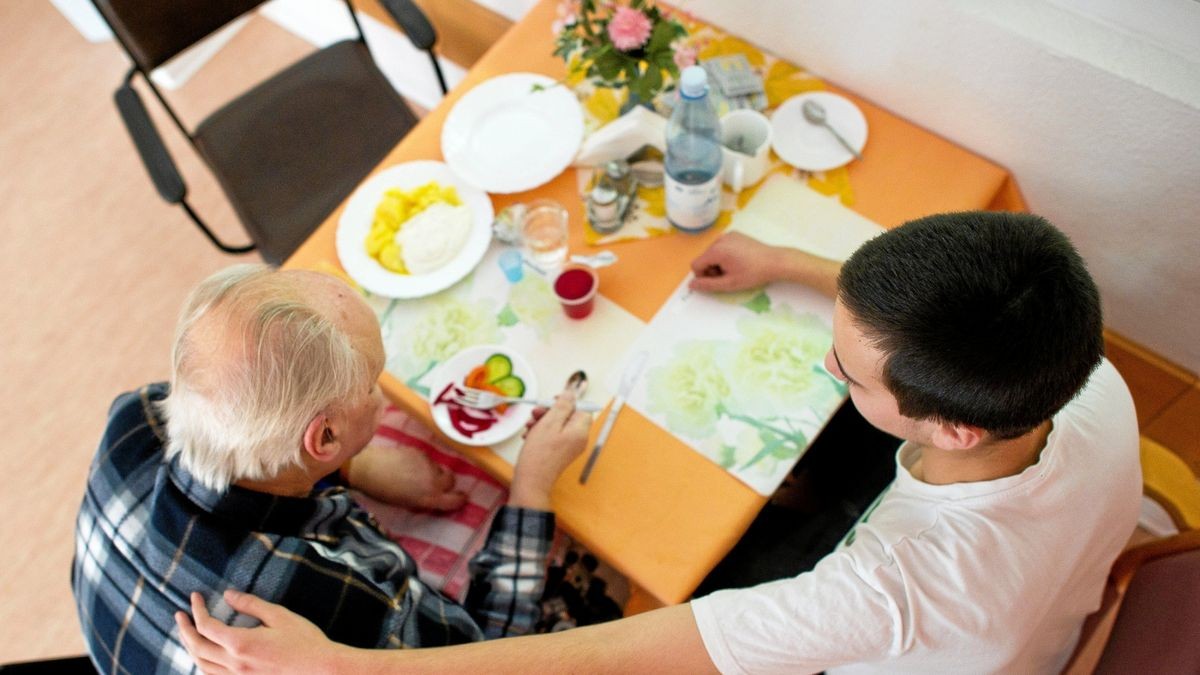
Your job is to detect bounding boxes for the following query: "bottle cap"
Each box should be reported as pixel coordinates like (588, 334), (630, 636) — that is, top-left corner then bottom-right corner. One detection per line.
(679, 65), (708, 99)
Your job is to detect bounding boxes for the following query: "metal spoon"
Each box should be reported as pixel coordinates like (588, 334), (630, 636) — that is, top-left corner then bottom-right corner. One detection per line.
(801, 99), (862, 160)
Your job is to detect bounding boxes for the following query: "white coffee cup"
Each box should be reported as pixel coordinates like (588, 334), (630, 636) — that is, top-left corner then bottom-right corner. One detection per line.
(720, 109), (772, 193)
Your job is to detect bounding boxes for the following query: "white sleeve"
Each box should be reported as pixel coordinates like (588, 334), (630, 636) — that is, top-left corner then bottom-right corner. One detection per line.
(1060, 359), (1137, 444)
(691, 552), (897, 675)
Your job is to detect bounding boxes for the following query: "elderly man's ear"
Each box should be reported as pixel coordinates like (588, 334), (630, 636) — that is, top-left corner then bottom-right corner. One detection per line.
(302, 413), (343, 463)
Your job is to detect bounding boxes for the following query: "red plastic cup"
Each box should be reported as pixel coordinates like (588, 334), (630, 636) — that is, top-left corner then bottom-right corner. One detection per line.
(553, 266), (599, 319)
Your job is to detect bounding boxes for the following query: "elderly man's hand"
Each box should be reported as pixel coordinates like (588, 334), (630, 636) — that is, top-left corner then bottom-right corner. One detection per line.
(347, 444), (467, 512)
(508, 388), (592, 511)
(175, 590), (350, 674)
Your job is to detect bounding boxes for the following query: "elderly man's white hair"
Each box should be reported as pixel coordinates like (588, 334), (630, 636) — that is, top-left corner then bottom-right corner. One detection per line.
(161, 264), (371, 491)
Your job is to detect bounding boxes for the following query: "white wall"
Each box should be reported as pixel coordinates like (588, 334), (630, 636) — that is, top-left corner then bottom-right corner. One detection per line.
(684, 0), (1200, 372)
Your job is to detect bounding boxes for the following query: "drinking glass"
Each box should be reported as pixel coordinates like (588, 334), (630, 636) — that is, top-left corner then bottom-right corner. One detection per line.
(521, 199), (569, 270)
(553, 265), (599, 319)
(498, 249), (524, 283)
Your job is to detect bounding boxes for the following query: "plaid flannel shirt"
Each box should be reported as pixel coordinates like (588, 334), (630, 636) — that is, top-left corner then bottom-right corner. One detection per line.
(72, 384), (555, 675)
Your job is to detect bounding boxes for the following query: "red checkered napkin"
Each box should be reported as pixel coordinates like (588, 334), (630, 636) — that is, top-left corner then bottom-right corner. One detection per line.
(352, 406), (508, 603)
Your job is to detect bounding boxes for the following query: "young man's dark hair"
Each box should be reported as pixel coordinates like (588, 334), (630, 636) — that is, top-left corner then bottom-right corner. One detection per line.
(837, 211), (1103, 439)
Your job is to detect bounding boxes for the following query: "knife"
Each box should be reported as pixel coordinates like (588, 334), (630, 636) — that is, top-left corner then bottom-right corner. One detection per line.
(579, 350), (649, 484)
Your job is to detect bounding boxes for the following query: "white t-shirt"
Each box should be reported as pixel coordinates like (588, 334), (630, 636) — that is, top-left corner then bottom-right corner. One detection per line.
(692, 359), (1140, 674)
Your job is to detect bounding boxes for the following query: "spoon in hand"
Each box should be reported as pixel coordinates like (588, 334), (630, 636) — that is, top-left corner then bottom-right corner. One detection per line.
(801, 99), (862, 160)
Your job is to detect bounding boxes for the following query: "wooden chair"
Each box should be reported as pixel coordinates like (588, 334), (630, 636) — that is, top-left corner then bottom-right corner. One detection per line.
(93, 0), (447, 264)
(1061, 438), (1200, 674)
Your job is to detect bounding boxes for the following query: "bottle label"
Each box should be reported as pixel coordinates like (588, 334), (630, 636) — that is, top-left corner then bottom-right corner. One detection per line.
(664, 172), (722, 232)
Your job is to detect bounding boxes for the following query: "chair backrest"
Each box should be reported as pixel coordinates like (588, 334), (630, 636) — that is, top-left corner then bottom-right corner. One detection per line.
(91, 0), (270, 72)
(1095, 533), (1200, 673)
(1063, 528), (1200, 674)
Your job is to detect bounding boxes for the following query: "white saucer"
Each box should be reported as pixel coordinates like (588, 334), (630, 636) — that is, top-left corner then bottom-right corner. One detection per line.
(770, 92), (868, 172)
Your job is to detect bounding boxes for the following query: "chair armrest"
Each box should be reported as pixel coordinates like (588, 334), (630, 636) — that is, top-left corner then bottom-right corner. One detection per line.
(378, 0), (437, 51)
(114, 83), (186, 204)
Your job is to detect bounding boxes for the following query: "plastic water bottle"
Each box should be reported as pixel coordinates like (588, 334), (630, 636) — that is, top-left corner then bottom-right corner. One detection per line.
(665, 65), (722, 233)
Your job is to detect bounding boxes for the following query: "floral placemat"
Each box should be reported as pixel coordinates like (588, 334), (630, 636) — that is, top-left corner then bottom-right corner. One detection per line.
(616, 279), (846, 495)
(316, 249), (645, 465)
(568, 16), (856, 245)
(601, 177), (883, 495)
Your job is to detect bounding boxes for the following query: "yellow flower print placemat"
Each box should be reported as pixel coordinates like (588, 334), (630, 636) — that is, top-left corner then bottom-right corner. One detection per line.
(572, 16), (856, 245)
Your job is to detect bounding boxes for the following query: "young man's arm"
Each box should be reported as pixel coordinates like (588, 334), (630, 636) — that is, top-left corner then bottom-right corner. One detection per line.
(177, 590), (718, 675)
(690, 231), (842, 298)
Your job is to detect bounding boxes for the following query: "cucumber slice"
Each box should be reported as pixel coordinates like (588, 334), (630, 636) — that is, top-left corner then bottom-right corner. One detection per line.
(490, 375), (525, 398)
(484, 353), (513, 383)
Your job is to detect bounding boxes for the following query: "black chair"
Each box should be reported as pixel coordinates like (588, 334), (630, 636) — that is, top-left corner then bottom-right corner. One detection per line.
(94, 0), (448, 264)
(0, 655), (96, 674)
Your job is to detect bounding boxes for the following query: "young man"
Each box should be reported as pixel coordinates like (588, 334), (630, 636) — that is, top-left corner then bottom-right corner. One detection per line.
(72, 265), (591, 674)
(175, 212), (1141, 674)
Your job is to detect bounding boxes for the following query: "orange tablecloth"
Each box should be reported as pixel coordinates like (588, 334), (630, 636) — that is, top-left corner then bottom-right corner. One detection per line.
(286, 0), (1025, 605)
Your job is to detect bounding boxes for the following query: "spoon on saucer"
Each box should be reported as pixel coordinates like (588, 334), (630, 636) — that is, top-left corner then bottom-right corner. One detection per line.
(802, 99), (862, 160)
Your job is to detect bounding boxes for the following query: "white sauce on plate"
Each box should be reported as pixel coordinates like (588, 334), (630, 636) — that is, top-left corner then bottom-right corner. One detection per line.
(396, 203), (474, 275)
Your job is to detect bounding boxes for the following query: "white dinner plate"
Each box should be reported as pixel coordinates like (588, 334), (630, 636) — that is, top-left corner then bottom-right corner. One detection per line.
(426, 345), (539, 447)
(770, 92), (868, 172)
(441, 73), (584, 194)
(336, 161), (494, 298)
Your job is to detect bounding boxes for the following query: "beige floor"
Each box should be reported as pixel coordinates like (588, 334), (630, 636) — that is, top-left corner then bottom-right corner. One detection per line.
(0, 4), (357, 663)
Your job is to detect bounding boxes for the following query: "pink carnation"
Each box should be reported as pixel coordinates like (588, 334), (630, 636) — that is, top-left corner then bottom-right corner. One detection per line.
(673, 42), (698, 69)
(552, 0), (581, 35)
(607, 6), (652, 51)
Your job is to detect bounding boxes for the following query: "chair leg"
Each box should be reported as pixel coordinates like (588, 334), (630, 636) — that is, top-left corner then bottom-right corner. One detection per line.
(428, 53), (448, 95)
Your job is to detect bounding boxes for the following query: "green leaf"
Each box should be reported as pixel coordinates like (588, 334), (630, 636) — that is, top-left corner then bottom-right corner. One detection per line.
(771, 435), (804, 459)
(593, 50), (624, 81)
(718, 444), (738, 469)
(405, 359), (437, 399)
(645, 20), (676, 55)
(739, 435), (785, 470)
(742, 290), (771, 314)
(757, 427), (777, 447)
(629, 64), (662, 102)
(497, 304), (519, 327)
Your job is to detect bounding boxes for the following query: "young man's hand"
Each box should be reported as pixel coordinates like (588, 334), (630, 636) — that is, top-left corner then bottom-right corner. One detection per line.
(690, 232), (843, 298)
(176, 590), (351, 674)
(689, 232), (785, 292)
(509, 388), (592, 511)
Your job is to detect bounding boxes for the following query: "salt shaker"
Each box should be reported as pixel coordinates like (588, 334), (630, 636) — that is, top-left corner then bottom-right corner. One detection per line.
(587, 161), (636, 234)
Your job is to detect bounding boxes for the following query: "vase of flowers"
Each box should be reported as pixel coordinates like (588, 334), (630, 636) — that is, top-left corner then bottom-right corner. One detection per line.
(552, 0), (691, 110)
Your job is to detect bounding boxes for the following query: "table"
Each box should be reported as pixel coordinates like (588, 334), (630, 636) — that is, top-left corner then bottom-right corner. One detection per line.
(285, 0), (1026, 607)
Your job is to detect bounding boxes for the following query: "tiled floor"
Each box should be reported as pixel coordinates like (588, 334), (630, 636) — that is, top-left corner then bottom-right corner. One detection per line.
(2, 0), (1195, 666)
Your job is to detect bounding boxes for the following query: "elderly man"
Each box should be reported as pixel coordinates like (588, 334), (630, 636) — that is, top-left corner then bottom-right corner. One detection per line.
(72, 265), (590, 674)
(178, 212), (1140, 674)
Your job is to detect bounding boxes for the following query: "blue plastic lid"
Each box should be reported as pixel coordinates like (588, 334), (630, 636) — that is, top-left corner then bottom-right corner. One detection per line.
(679, 65), (708, 98)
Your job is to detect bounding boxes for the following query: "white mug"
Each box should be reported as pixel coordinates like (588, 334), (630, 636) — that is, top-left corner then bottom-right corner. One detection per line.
(720, 109), (772, 193)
